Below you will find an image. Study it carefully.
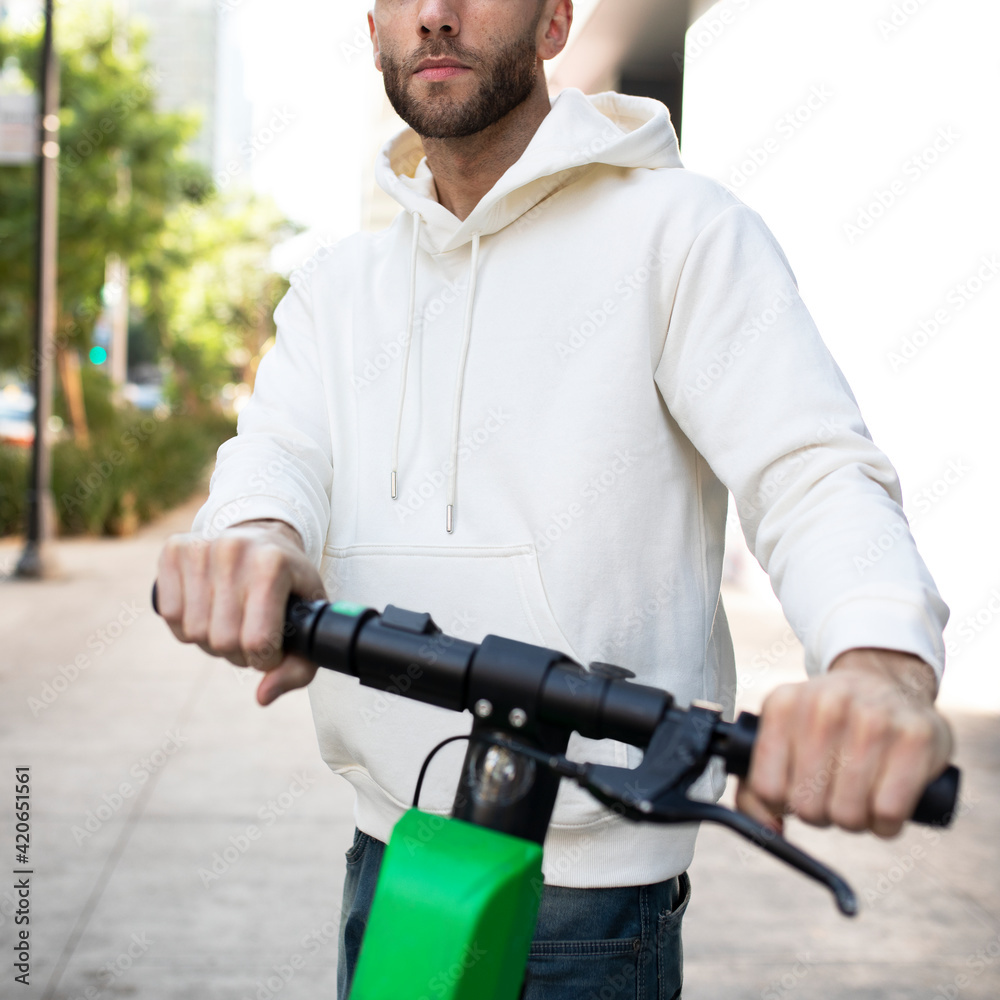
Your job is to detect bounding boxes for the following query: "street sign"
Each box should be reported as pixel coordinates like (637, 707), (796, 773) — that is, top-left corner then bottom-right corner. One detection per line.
(0, 92), (38, 164)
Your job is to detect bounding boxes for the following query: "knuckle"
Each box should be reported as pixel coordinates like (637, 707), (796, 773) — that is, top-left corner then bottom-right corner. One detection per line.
(252, 544), (291, 585)
(899, 713), (936, 746)
(853, 705), (892, 747)
(827, 792), (869, 832)
(211, 533), (247, 569)
(184, 621), (209, 646)
(763, 683), (799, 718)
(809, 688), (851, 731)
(208, 621), (241, 656)
(243, 626), (283, 667)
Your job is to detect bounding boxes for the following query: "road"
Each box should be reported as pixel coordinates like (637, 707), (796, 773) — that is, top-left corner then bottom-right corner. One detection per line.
(0, 499), (997, 999)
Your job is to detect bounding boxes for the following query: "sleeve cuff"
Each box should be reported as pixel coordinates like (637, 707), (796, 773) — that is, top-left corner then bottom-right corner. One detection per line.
(806, 590), (948, 682)
(191, 494), (324, 568)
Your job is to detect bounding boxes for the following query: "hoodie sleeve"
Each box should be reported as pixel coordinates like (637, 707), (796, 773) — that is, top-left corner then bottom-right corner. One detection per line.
(654, 203), (948, 680)
(191, 277), (333, 567)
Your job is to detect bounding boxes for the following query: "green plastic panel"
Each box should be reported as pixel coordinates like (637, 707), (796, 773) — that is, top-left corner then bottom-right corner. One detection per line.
(348, 810), (544, 1000)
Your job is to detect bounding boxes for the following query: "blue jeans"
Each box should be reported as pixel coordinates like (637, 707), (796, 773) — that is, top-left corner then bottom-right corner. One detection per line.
(337, 828), (690, 1000)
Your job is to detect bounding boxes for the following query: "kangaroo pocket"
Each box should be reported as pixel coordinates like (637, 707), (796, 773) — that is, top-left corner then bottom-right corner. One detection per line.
(309, 542), (628, 827)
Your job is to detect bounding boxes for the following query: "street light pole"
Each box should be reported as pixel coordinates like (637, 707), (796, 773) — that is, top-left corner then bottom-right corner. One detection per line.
(16, 0), (60, 580)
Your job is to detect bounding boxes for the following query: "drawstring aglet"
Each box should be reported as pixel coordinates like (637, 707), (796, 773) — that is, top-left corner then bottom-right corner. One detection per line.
(391, 471), (397, 500)
(446, 505), (454, 533)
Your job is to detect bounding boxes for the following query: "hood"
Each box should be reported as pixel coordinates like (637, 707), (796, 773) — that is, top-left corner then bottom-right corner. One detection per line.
(375, 88), (682, 533)
(376, 88), (682, 255)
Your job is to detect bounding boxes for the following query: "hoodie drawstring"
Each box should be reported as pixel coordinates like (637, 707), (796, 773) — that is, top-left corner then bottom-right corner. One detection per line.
(390, 209), (422, 501)
(446, 230), (480, 533)
(390, 213), (482, 533)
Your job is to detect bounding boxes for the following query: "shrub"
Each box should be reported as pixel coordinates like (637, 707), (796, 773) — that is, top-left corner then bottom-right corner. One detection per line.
(0, 445), (28, 536)
(0, 408), (235, 537)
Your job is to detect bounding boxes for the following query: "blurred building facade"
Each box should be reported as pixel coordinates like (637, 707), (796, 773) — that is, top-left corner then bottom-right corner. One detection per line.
(117, 0), (252, 174)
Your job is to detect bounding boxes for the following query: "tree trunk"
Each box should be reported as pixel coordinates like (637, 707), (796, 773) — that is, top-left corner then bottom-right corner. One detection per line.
(57, 346), (90, 448)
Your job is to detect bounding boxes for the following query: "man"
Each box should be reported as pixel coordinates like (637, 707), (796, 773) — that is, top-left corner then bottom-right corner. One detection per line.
(156, 2), (953, 997)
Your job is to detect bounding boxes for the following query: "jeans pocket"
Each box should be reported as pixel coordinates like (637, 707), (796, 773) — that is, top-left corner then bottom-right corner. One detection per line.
(525, 937), (640, 1000)
(656, 871), (691, 1000)
(344, 827), (373, 867)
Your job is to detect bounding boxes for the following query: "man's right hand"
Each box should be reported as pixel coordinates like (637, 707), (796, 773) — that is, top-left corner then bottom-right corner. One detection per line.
(155, 519), (326, 706)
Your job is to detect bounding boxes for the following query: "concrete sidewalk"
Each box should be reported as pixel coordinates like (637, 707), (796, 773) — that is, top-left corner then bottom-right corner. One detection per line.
(1, 503), (998, 1000)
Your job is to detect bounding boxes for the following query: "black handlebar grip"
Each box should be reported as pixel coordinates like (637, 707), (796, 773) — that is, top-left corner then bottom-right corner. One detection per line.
(151, 581), (159, 615)
(718, 711), (961, 828)
(911, 764), (962, 827)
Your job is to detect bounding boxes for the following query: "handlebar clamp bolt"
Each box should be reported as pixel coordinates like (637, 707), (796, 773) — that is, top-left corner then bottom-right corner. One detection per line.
(509, 708), (528, 728)
(474, 698), (493, 719)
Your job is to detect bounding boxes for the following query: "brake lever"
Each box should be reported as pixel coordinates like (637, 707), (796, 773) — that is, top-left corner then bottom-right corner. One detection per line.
(584, 783), (858, 916)
(489, 704), (859, 916)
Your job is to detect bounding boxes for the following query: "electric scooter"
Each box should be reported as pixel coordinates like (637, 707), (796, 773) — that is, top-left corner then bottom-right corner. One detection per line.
(276, 597), (961, 1000)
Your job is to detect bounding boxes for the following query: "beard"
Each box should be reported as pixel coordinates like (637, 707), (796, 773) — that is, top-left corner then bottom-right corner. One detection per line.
(380, 26), (541, 139)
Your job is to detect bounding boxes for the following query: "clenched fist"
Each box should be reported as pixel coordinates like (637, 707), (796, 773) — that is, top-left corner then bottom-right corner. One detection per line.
(155, 519), (326, 706)
(737, 647), (953, 838)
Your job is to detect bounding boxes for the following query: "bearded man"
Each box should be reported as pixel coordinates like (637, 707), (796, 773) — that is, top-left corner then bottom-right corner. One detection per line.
(156, 3), (953, 997)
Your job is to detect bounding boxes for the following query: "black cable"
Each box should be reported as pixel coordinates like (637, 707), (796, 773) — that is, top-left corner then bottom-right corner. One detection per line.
(412, 734), (470, 808)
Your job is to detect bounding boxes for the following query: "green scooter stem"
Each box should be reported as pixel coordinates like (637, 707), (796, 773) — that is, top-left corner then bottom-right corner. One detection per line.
(348, 810), (544, 1000)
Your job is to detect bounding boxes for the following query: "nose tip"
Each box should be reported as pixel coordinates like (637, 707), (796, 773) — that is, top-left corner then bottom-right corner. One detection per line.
(419, 2), (458, 36)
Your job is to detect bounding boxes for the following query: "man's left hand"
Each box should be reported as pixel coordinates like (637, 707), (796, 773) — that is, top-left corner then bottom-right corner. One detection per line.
(736, 647), (953, 838)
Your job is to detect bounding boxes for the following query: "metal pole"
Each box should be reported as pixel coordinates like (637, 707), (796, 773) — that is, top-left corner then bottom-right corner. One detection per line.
(15, 0), (60, 580)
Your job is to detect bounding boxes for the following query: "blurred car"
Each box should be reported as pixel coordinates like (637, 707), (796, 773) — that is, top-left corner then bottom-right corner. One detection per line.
(123, 381), (165, 411)
(0, 385), (34, 448)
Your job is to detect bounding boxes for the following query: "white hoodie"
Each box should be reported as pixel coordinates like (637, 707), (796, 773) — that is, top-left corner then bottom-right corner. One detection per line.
(193, 89), (948, 887)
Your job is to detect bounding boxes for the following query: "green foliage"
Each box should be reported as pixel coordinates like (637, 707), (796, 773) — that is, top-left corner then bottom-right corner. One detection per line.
(0, 6), (210, 371)
(0, 446), (27, 537)
(52, 364), (117, 436)
(133, 188), (296, 406)
(0, 407), (234, 537)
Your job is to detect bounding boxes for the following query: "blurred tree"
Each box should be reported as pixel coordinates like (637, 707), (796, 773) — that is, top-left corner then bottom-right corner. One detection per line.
(0, 5), (209, 433)
(132, 188), (297, 412)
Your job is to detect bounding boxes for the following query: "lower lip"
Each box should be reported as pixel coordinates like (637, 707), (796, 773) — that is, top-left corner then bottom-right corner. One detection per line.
(415, 66), (470, 81)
